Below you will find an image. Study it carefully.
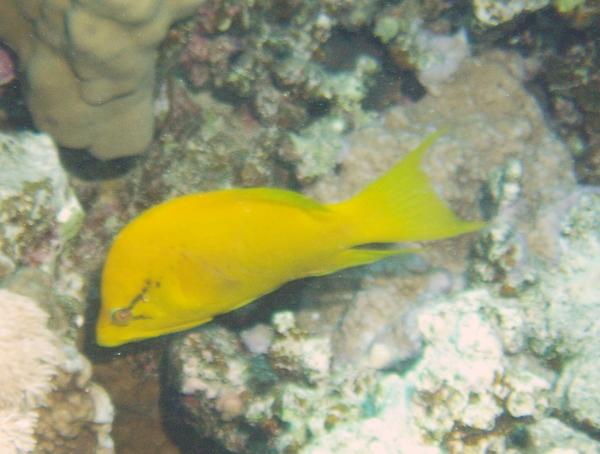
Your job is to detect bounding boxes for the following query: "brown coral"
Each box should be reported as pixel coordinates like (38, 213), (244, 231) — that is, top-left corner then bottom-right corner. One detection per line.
(0, 0), (206, 159)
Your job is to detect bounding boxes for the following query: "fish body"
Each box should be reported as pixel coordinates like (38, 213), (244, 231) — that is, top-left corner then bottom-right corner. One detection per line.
(96, 132), (482, 347)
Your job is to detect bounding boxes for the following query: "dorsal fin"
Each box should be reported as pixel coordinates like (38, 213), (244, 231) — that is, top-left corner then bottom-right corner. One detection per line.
(232, 188), (328, 212)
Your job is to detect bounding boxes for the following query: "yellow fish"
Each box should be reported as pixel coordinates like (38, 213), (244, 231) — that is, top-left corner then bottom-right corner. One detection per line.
(96, 132), (482, 347)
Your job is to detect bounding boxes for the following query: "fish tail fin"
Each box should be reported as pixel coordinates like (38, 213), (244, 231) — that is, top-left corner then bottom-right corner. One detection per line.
(331, 131), (484, 246)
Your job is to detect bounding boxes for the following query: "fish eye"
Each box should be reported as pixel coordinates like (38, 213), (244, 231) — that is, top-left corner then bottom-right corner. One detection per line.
(111, 308), (132, 326)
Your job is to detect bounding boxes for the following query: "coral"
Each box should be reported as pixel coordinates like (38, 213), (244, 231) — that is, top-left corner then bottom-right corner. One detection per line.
(325, 271), (426, 370)
(0, 289), (64, 453)
(169, 312), (384, 453)
(0, 131), (83, 277)
(0, 43), (15, 86)
(0, 287), (115, 453)
(556, 358), (600, 430)
(472, 0), (551, 26)
(169, 287), (558, 453)
(303, 291), (551, 454)
(269, 311), (332, 384)
(10, 1), (588, 448)
(0, 126), (116, 451)
(534, 38), (600, 184)
(239, 323), (273, 355)
(124, 89), (293, 208)
(373, 1), (470, 94)
(301, 50), (575, 367)
(524, 191), (600, 361)
(162, 49), (600, 452)
(301, 223), (600, 452)
(527, 418), (599, 453)
(285, 116), (347, 183)
(555, 0), (586, 12)
(468, 0), (600, 184)
(307, 50), (575, 222)
(168, 324), (256, 452)
(0, 0), (206, 159)
(0, 289), (114, 452)
(35, 362), (115, 453)
(410, 291), (510, 436)
(176, 0), (390, 180)
(518, 191), (600, 437)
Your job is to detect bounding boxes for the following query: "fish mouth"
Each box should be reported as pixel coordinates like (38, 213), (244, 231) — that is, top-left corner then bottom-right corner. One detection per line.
(95, 316), (214, 347)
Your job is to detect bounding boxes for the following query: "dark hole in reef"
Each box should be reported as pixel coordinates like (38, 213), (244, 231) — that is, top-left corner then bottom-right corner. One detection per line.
(0, 43), (33, 128)
(362, 29), (427, 109)
(398, 71), (427, 101)
(0, 83), (33, 128)
(317, 27), (385, 72)
(260, 0), (305, 25)
(226, 49), (246, 73)
(58, 147), (140, 180)
(479, 7), (586, 57)
(363, 68), (427, 110)
(210, 80), (254, 107)
(507, 424), (531, 449)
(263, 34), (293, 61)
(160, 355), (234, 454)
(306, 98), (331, 118)
(194, 50), (258, 106)
(507, 9), (594, 185)
(316, 26), (427, 110)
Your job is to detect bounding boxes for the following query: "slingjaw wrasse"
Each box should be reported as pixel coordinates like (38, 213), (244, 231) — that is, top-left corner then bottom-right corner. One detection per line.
(96, 132), (483, 347)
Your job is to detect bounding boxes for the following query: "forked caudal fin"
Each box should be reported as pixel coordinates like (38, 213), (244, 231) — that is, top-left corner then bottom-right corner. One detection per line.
(330, 130), (484, 246)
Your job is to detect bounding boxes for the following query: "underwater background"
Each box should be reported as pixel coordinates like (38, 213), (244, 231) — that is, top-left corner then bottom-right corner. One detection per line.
(0, 0), (599, 453)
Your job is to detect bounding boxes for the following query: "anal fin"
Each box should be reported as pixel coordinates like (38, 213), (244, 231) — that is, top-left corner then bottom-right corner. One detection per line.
(307, 247), (419, 277)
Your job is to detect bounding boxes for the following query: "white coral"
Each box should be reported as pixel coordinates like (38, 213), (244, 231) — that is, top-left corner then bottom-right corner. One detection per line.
(0, 410), (38, 454)
(0, 289), (65, 453)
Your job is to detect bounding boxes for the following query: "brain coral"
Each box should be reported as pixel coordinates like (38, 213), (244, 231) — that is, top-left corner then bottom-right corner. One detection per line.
(0, 0), (205, 159)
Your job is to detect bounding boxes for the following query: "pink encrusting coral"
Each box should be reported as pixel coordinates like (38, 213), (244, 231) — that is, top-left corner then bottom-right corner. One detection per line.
(0, 43), (15, 86)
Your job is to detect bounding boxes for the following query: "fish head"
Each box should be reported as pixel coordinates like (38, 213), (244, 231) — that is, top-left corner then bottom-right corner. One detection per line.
(96, 272), (212, 347)
(96, 275), (161, 347)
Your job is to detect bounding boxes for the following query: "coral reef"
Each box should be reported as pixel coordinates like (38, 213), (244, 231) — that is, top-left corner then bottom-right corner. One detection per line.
(472, 0), (552, 26)
(373, 0), (470, 94)
(168, 311), (381, 453)
(176, 0), (472, 183)
(125, 89), (292, 210)
(169, 183), (600, 454)
(472, 0), (596, 26)
(534, 33), (600, 184)
(160, 49), (600, 452)
(300, 221), (600, 453)
(0, 131), (83, 277)
(0, 290), (114, 453)
(525, 190), (600, 407)
(0, 130), (115, 452)
(469, 0), (600, 185)
(0, 0), (206, 158)
(1, 0), (598, 451)
(34, 348), (115, 453)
